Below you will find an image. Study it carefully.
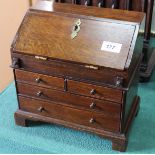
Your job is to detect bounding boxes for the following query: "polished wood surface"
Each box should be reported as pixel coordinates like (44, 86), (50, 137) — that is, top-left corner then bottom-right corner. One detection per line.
(15, 95), (140, 152)
(11, 1), (143, 152)
(11, 52), (143, 88)
(19, 96), (120, 132)
(32, 0), (144, 23)
(17, 81), (121, 114)
(53, 0), (154, 81)
(15, 70), (64, 90)
(67, 79), (123, 102)
(51, 0), (153, 44)
(13, 6), (142, 70)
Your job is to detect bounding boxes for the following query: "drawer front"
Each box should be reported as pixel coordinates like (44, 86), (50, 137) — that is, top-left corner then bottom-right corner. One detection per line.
(11, 53), (127, 86)
(19, 96), (120, 132)
(15, 70), (64, 90)
(67, 80), (123, 103)
(17, 82), (121, 116)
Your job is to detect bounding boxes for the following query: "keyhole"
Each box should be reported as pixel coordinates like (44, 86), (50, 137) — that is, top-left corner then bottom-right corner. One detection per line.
(74, 25), (78, 31)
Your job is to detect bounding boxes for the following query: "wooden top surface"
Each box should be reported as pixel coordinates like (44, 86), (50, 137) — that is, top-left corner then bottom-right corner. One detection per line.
(12, 1), (144, 70)
(31, 0), (145, 24)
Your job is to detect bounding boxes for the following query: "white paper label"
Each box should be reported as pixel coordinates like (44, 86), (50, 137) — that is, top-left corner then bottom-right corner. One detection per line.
(101, 41), (122, 53)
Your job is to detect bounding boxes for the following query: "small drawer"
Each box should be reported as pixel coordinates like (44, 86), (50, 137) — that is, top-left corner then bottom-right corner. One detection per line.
(67, 80), (123, 103)
(19, 96), (120, 132)
(17, 82), (121, 115)
(15, 70), (64, 90)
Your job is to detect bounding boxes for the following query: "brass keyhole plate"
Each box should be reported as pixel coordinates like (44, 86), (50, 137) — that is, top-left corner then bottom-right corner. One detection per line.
(71, 19), (81, 39)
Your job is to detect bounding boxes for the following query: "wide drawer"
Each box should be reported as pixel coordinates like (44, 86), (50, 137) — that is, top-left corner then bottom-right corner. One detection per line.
(67, 80), (123, 103)
(15, 70), (64, 90)
(17, 82), (121, 115)
(19, 96), (120, 132)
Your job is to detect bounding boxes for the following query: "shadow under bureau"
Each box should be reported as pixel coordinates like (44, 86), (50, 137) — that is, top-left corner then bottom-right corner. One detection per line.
(10, 0), (145, 152)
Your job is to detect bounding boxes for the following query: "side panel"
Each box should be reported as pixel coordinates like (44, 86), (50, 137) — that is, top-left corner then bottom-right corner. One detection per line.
(121, 55), (141, 132)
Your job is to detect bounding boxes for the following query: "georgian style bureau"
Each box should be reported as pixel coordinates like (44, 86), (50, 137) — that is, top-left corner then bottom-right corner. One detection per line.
(10, 0), (145, 152)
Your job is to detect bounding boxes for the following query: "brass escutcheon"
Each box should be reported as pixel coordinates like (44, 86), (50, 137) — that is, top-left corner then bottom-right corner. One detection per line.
(71, 19), (81, 39)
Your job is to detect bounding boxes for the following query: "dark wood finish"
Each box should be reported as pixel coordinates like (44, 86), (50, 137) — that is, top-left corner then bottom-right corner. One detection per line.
(11, 1), (143, 152)
(11, 52), (128, 87)
(54, 0), (154, 81)
(14, 96), (140, 152)
(67, 80), (123, 102)
(18, 96), (120, 132)
(14, 112), (28, 127)
(13, 7), (141, 70)
(31, 1), (144, 23)
(144, 0), (154, 42)
(17, 82), (121, 114)
(15, 70), (65, 90)
(53, 0), (153, 43)
(11, 51), (142, 88)
(140, 0), (155, 81)
(140, 48), (155, 81)
(112, 138), (127, 152)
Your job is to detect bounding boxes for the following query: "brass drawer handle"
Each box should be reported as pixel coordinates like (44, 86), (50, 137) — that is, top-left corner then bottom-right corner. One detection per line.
(115, 76), (123, 87)
(37, 91), (43, 97)
(90, 89), (96, 95)
(90, 102), (96, 109)
(38, 107), (44, 112)
(89, 118), (95, 124)
(35, 77), (41, 83)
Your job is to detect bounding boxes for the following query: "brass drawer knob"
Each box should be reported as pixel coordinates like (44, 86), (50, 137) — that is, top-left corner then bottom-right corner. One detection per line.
(90, 102), (96, 109)
(90, 89), (96, 95)
(37, 91), (43, 97)
(89, 118), (95, 124)
(35, 77), (41, 83)
(38, 107), (44, 112)
(115, 76), (123, 87)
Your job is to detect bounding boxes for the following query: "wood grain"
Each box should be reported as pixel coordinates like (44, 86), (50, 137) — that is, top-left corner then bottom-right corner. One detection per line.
(13, 11), (137, 70)
(67, 79), (123, 102)
(11, 53), (129, 87)
(31, 0), (145, 23)
(15, 69), (65, 90)
(11, 1), (143, 151)
(16, 82), (121, 114)
(19, 96), (120, 132)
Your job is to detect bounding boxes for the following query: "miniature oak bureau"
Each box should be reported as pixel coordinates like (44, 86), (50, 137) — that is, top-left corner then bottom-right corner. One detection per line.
(10, 0), (145, 152)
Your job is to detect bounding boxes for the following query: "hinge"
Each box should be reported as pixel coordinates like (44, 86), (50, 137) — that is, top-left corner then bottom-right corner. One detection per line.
(35, 56), (47, 61)
(85, 65), (99, 70)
